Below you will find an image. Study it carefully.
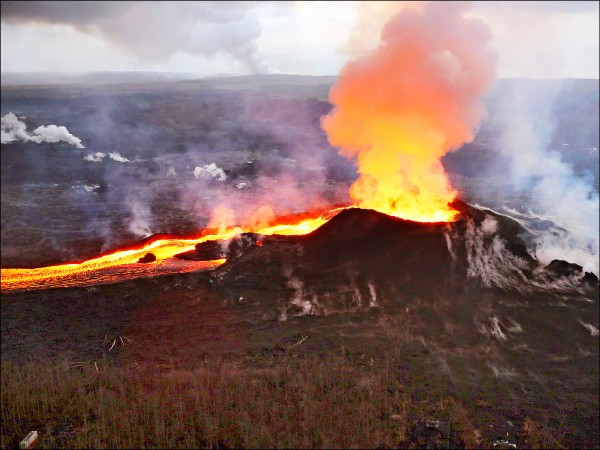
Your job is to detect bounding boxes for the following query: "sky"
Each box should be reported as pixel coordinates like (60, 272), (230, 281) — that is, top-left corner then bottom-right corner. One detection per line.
(1, 1), (598, 79)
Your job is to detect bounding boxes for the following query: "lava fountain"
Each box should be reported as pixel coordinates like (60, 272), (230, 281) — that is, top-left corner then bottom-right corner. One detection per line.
(322, 1), (497, 222)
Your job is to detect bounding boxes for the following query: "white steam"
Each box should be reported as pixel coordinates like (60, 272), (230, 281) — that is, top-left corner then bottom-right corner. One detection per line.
(1, 112), (29, 142)
(1, 112), (84, 148)
(84, 152), (106, 162)
(578, 319), (599, 337)
(83, 151), (129, 162)
(462, 216), (530, 289)
(448, 209), (593, 293)
(108, 151), (130, 162)
(489, 82), (599, 276)
(194, 163), (227, 181)
(127, 200), (152, 237)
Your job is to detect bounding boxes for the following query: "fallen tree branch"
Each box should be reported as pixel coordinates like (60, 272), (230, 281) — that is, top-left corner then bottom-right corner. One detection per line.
(289, 335), (308, 348)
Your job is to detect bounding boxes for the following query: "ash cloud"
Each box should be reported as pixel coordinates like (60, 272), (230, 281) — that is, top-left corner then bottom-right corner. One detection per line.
(1, 112), (84, 148)
(0, 1), (269, 73)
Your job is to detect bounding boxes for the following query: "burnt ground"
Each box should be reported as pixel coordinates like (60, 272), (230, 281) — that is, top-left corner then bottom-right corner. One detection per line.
(2, 206), (599, 448)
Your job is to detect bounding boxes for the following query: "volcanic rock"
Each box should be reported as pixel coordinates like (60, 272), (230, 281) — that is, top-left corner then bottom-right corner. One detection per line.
(137, 252), (157, 264)
(177, 241), (225, 261)
(175, 233), (261, 261)
(207, 201), (596, 303)
(546, 259), (598, 284)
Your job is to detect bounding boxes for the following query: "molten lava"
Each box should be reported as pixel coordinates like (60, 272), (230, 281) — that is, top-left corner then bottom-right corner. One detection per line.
(0, 208), (345, 292)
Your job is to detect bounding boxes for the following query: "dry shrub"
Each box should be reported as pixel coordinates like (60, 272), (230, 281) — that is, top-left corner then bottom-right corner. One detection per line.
(522, 417), (565, 449)
(2, 356), (411, 449)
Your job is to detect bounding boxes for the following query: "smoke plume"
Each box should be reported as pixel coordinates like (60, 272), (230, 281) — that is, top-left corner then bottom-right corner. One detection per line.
(0, 1), (268, 73)
(489, 81), (599, 276)
(84, 152), (106, 162)
(108, 151), (130, 162)
(194, 163), (227, 182)
(1, 112), (84, 148)
(126, 198), (152, 237)
(322, 2), (497, 222)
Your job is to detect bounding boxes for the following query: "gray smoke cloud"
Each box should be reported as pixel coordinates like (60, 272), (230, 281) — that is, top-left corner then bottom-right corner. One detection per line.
(488, 81), (599, 275)
(0, 1), (269, 73)
(1, 112), (85, 148)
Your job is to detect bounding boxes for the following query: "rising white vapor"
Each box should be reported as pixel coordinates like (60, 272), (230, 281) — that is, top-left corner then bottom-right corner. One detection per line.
(489, 82), (599, 276)
(84, 152), (106, 162)
(194, 163), (227, 181)
(127, 199), (152, 237)
(108, 151), (130, 162)
(1, 112), (29, 143)
(1, 112), (85, 148)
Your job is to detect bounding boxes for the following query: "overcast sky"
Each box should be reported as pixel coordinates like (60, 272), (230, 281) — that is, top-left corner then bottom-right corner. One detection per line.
(1, 1), (598, 78)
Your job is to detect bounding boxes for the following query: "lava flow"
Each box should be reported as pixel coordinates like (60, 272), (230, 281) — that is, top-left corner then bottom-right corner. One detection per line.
(0, 208), (346, 293)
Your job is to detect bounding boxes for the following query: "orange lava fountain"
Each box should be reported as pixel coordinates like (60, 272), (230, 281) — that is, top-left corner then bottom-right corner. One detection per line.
(322, 2), (496, 224)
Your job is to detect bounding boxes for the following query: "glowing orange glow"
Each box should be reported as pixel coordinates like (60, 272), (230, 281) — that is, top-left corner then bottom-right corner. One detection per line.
(321, 2), (496, 223)
(0, 208), (346, 293)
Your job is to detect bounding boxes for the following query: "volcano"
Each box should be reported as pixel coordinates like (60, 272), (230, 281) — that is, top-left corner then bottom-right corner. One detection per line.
(2, 200), (598, 448)
(178, 199), (597, 301)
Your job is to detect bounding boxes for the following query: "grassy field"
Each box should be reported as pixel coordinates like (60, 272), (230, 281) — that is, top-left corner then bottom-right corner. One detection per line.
(1, 351), (563, 449)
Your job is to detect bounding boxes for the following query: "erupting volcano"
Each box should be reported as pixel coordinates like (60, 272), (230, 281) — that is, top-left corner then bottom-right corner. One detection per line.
(1, 2), (498, 293)
(2, 2), (599, 448)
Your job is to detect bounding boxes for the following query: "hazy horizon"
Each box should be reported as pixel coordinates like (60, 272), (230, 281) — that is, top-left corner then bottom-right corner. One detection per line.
(2, 71), (598, 87)
(2, 1), (598, 79)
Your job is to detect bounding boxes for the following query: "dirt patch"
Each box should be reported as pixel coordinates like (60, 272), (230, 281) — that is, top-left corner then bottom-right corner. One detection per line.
(122, 285), (250, 369)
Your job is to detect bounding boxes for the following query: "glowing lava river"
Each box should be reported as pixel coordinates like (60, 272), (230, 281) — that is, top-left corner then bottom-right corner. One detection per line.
(0, 200), (461, 293)
(0, 208), (348, 293)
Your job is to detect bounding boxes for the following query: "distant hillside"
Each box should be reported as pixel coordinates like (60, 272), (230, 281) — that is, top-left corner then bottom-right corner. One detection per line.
(0, 71), (200, 86)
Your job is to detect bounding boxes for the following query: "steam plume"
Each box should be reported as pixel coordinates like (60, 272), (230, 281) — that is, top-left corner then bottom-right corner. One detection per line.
(194, 163), (227, 181)
(127, 199), (152, 237)
(322, 2), (497, 222)
(1, 112), (84, 148)
(108, 151), (130, 162)
(84, 152), (106, 162)
(490, 82), (599, 275)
